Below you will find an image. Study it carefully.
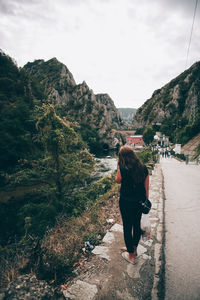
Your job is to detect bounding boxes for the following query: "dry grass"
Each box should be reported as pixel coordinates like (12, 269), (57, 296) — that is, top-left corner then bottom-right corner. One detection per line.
(0, 184), (121, 287)
(0, 245), (25, 287)
(41, 184), (121, 267)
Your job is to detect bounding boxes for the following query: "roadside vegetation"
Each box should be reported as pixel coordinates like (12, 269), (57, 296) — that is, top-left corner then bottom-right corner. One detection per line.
(0, 52), (108, 288)
(195, 144), (200, 158)
(172, 153), (186, 161)
(0, 51), (156, 290)
(0, 175), (117, 287)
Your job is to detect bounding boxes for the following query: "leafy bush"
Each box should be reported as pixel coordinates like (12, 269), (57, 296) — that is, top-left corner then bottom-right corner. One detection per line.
(195, 144), (200, 157)
(79, 122), (104, 154)
(138, 148), (153, 164)
(38, 249), (74, 283)
(173, 153), (186, 161)
(64, 176), (113, 216)
(143, 126), (155, 145)
(83, 230), (102, 246)
(18, 203), (58, 238)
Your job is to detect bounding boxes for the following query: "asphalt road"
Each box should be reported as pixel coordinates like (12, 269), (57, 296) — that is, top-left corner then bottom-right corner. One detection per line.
(161, 157), (200, 300)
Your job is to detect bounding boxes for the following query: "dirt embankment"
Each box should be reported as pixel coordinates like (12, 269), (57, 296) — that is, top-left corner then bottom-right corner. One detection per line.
(181, 133), (200, 158)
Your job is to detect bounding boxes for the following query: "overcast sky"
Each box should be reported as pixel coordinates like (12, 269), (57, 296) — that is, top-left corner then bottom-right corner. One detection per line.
(0, 0), (200, 108)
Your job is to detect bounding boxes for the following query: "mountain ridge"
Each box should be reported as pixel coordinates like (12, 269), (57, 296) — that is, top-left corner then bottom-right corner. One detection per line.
(132, 61), (200, 144)
(118, 107), (137, 124)
(23, 58), (124, 150)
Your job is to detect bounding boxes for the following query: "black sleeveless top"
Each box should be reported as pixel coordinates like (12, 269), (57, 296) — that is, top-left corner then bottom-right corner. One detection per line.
(119, 165), (148, 203)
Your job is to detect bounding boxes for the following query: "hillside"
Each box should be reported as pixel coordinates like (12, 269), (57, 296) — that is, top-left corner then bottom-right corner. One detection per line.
(0, 51), (111, 287)
(0, 50), (45, 170)
(132, 62), (200, 144)
(181, 133), (200, 158)
(23, 58), (124, 150)
(0, 50), (157, 292)
(118, 107), (137, 124)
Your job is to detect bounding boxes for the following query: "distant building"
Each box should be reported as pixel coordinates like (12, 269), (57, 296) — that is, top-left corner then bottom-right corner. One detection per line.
(174, 144), (181, 154)
(154, 132), (169, 147)
(126, 135), (144, 147)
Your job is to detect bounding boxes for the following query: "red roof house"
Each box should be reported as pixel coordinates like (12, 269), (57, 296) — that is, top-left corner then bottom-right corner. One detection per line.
(126, 135), (144, 147)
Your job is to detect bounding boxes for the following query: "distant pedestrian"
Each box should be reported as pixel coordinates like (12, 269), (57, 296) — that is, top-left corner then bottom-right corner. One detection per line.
(165, 150), (168, 158)
(115, 146), (149, 265)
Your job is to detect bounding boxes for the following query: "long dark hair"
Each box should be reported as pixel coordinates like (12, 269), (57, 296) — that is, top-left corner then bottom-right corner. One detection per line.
(118, 145), (146, 184)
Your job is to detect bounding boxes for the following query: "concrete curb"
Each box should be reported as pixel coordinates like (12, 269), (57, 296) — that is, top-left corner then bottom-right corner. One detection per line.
(151, 164), (165, 300)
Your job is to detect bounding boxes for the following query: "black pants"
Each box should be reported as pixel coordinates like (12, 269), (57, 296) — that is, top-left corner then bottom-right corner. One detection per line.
(119, 200), (142, 253)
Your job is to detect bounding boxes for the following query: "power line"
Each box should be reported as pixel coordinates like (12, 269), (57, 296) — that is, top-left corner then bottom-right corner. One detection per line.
(185, 0), (199, 69)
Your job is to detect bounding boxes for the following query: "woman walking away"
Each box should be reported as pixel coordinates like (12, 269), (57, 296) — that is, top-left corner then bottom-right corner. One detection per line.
(115, 146), (149, 265)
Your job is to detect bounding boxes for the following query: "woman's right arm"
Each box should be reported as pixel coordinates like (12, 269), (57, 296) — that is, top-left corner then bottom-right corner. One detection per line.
(115, 166), (122, 184)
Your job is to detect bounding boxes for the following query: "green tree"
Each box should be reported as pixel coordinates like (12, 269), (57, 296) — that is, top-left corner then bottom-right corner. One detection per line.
(143, 126), (155, 145)
(35, 104), (94, 199)
(0, 51), (46, 171)
(0, 104), (95, 242)
(79, 122), (103, 154)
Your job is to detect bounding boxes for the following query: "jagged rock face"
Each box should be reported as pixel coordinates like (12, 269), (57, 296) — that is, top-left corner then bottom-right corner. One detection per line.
(95, 94), (124, 134)
(132, 62), (200, 128)
(24, 58), (124, 149)
(118, 108), (137, 124)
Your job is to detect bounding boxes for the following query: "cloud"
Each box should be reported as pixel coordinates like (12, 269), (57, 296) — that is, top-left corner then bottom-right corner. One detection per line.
(0, 0), (14, 15)
(0, 0), (42, 15)
(161, 0), (198, 16)
(1, 1), (56, 32)
(0, 0), (199, 108)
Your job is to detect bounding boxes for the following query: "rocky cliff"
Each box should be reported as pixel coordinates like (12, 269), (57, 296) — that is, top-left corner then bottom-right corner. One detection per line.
(24, 58), (124, 149)
(118, 108), (137, 124)
(132, 62), (200, 128)
(132, 61), (200, 144)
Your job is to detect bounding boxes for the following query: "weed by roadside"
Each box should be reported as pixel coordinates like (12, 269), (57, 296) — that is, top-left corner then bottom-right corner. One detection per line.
(0, 180), (121, 288)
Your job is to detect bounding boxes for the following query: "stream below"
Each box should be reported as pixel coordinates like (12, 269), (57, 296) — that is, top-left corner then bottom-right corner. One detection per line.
(93, 156), (117, 180)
